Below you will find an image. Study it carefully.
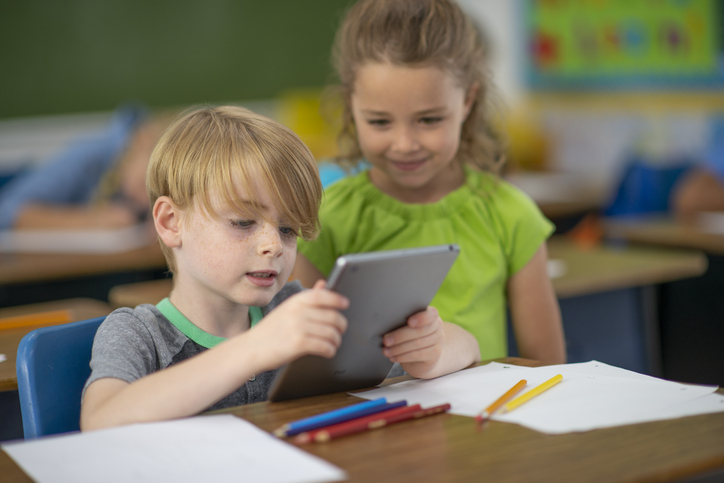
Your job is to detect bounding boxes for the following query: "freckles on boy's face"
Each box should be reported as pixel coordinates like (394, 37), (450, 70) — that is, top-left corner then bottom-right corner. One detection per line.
(175, 185), (298, 308)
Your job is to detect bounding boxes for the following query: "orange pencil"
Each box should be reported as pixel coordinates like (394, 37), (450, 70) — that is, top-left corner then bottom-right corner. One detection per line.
(475, 379), (527, 423)
(0, 310), (72, 331)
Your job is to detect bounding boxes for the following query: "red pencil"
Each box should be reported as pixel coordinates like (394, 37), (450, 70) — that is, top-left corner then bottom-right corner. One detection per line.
(313, 403), (451, 443)
(293, 404), (420, 444)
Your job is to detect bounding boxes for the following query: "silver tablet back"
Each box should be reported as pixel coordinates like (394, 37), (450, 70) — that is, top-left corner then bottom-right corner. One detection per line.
(267, 244), (460, 402)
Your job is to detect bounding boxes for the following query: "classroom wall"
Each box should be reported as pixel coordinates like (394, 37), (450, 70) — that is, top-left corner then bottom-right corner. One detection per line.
(0, 0), (351, 119)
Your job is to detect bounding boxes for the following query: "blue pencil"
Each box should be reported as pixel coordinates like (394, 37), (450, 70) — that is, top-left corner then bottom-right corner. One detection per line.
(274, 398), (407, 437)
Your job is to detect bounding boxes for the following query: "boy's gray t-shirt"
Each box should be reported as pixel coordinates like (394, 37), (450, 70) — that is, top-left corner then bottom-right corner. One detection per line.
(84, 281), (303, 411)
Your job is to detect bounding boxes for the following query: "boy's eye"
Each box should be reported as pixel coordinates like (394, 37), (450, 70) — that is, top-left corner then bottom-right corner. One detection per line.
(279, 226), (298, 237)
(230, 220), (254, 229)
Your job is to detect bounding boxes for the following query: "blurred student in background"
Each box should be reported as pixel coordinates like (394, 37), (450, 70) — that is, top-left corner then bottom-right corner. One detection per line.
(672, 116), (724, 220)
(0, 104), (168, 230)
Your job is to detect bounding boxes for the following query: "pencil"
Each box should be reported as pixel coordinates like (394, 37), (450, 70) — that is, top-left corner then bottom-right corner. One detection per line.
(502, 374), (563, 413)
(313, 403), (451, 443)
(293, 404), (422, 444)
(475, 379), (527, 423)
(0, 310), (72, 331)
(274, 398), (407, 437)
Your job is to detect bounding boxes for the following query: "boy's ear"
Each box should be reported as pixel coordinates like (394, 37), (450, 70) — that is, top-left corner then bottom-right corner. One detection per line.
(463, 82), (479, 120)
(153, 196), (183, 248)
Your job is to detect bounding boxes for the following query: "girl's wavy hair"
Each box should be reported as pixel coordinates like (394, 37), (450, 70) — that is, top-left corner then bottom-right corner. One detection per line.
(329, 0), (506, 174)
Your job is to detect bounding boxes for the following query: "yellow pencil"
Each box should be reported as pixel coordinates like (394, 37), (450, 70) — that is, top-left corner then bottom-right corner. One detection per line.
(475, 379), (527, 423)
(502, 374), (563, 413)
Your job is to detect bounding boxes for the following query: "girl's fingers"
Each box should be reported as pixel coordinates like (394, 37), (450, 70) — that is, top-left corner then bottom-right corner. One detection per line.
(383, 331), (438, 359)
(384, 319), (438, 347)
(303, 286), (350, 310)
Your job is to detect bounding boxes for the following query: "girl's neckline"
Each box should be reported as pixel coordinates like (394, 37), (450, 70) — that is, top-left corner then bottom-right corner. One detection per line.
(355, 165), (485, 220)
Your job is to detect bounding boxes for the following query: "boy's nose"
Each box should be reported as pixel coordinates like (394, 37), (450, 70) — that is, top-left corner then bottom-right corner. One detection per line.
(258, 226), (284, 258)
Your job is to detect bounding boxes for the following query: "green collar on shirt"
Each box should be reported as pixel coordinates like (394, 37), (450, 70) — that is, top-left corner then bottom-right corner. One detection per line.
(156, 298), (263, 349)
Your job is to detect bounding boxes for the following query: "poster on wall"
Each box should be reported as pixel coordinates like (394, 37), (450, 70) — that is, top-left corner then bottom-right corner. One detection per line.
(524, 0), (724, 89)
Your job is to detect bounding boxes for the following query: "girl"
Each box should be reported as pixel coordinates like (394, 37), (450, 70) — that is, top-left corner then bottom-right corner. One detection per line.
(292, 0), (566, 365)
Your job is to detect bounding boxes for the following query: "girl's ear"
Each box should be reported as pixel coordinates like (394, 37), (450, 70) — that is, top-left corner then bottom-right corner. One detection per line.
(153, 196), (183, 248)
(463, 82), (480, 120)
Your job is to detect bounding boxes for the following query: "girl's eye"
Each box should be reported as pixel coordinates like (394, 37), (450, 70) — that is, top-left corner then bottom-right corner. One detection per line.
(279, 226), (298, 238)
(367, 119), (390, 127)
(420, 116), (443, 125)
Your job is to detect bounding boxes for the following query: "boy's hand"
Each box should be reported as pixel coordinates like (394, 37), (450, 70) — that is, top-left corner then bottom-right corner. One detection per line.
(382, 306), (445, 379)
(251, 280), (349, 370)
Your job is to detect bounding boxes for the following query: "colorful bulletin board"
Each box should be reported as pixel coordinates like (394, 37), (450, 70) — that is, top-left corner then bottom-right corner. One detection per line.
(524, 0), (724, 90)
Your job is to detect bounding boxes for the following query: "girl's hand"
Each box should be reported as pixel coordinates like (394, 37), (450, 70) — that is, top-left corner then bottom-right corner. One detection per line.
(250, 280), (349, 371)
(382, 306), (445, 379)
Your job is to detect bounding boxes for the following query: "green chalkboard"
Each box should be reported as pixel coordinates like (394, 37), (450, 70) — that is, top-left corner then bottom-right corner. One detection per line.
(0, 1), (352, 119)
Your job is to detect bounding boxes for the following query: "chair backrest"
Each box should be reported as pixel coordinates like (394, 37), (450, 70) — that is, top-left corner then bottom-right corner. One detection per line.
(604, 158), (693, 217)
(16, 316), (106, 439)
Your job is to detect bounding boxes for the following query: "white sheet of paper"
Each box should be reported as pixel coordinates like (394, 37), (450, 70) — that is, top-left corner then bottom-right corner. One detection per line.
(0, 223), (155, 254)
(2, 414), (345, 483)
(354, 361), (721, 434)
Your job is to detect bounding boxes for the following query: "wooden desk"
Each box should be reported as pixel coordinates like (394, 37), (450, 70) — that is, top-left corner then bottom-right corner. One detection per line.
(0, 243), (167, 309)
(0, 298), (111, 392)
(2, 358), (723, 483)
(0, 244), (166, 285)
(548, 236), (707, 298)
(603, 216), (724, 255)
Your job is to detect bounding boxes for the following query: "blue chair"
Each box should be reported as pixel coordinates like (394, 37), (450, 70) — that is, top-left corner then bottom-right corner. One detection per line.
(16, 316), (106, 439)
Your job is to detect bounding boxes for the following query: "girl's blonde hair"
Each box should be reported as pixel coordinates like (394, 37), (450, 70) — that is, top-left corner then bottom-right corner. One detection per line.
(331, 0), (505, 173)
(147, 105), (322, 273)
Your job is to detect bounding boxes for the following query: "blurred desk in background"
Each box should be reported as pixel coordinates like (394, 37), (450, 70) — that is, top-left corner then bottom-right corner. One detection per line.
(506, 171), (608, 222)
(108, 278), (173, 309)
(0, 244), (167, 309)
(603, 215), (724, 386)
(604, 215), (724, 254)
(532, 237), (707, 379)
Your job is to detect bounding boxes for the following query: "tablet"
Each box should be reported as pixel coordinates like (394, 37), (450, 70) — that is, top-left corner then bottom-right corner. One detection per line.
(267, 244), (460, 402)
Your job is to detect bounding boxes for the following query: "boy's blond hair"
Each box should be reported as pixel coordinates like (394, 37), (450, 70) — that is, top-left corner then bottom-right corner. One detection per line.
(147, 105), (322, 274)
(331, 0), (505, 174)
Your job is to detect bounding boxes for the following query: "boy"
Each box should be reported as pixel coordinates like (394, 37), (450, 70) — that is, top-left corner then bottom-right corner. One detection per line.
(81, 105), (476, 431)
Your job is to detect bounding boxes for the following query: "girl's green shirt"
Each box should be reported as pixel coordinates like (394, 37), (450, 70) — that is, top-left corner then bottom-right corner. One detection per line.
(298, 167), (554, 359)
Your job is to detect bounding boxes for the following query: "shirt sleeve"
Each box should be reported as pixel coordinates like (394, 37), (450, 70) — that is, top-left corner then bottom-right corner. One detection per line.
(83, 307), (160, 396)
(492, 180), (555, 276)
